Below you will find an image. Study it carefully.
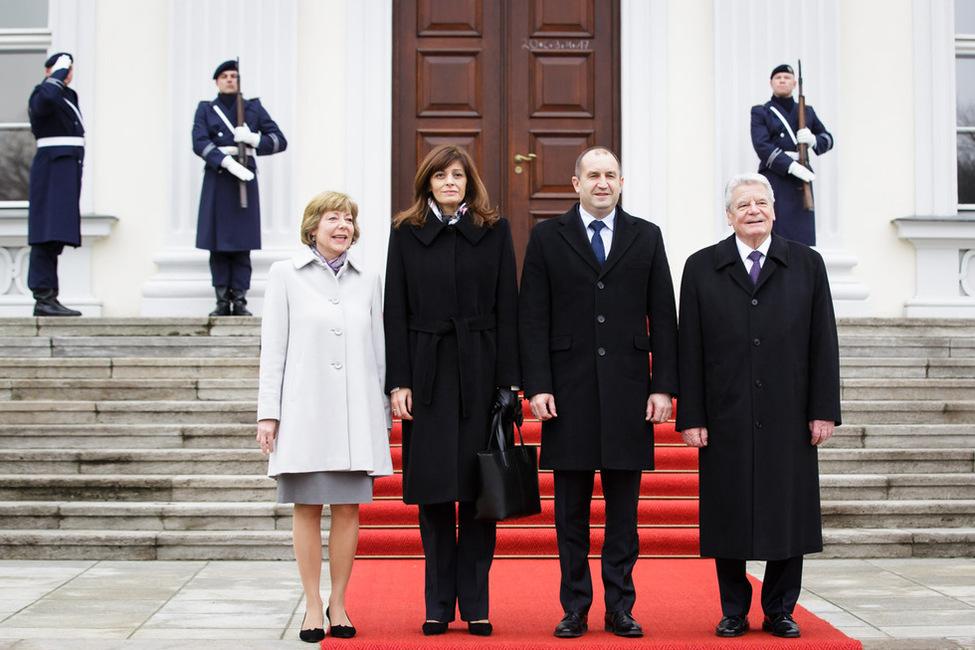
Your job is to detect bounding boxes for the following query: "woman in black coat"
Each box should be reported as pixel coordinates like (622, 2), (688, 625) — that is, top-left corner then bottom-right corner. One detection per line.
(384, 145), (521, 637)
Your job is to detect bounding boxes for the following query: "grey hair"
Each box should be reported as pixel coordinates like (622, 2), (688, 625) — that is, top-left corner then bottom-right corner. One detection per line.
(723, 173), (775, 210)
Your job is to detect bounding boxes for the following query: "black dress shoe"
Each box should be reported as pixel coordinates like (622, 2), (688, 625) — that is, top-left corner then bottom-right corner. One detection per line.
(554, 611), (588, 638)
(715, 615), (749, 637)
(298, 612), (325, 643)
(422, 620), (448, 635)
(326, 606), (356, 639)
(763, 613), (801, 638)
(467, 621), (492, 636)
(604, 610), (643, 637)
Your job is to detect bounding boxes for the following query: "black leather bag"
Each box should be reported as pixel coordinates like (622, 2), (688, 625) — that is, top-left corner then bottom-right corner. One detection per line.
(474, 409), (541, 521)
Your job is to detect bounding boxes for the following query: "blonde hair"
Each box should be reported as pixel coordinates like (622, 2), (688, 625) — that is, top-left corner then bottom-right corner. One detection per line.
(300, 191), (360, 246)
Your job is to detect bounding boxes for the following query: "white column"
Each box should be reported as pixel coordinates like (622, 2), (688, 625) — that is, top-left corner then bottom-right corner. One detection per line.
(713, 0), (868, 316)
(141, 0), (298, 316)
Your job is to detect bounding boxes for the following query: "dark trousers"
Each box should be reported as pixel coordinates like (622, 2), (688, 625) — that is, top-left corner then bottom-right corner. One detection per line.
(417, 501), (496, 622)
(553, 469), (642, 614)
(208, 251), (252, 290)
(714, 555), (804, 617)
(27, 242), (65, 291)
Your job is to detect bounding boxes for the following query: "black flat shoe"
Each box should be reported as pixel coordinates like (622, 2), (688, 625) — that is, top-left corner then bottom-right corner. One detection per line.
(763, 613), (801, 638)
(299, 612), (325, 643)
(715, 615), (749, 637)
(327, 606), (356, 639)
(422, 620), (448, 635)
(554, 611), (587, 638)
(604, 610), (643, 637)
(468, 621), (493, 636)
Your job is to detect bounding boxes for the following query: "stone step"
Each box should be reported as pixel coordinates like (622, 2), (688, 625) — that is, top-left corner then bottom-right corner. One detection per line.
(822, 500), (975, 528)
(0, 423), (255, 449)
(840, 400), (975, 424)
(0, 317), (261, 337)
(0, 475), (275, 502)
(839, 378), (975, 400)
(819, 473), (975, 500)
(0, 450), (268, 475)
(0, 336), (259, 358)
(0, 378), (257, 401)
(831, 423), (975, 449)
(0, 400), (256, 424)
(819, 449), (975, 474)
(835, 317), (975, 338)
(820, 527), (975, 558)
(0, 501), (314, 532)
(0, 357), (258, 379)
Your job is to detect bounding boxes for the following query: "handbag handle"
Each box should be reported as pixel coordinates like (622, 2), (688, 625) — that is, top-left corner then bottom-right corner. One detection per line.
(486, 411), (525, 452)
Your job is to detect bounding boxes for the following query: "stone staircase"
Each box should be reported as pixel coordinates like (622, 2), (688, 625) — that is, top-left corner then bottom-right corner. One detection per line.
(0, 317), (973, 560)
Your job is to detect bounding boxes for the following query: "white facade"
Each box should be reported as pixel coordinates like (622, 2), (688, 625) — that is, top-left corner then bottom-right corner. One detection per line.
(1, 0), (971, 317)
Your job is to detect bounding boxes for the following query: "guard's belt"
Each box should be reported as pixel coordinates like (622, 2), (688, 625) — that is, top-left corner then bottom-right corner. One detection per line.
(36, 136), (84, 148)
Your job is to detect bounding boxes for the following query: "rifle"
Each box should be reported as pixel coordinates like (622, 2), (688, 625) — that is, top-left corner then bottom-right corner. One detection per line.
(235, 57), (248, 209)
(796, 60), (814, 211)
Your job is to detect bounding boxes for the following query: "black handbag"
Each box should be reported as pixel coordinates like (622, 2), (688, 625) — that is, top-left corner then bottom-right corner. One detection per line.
(474, 408), (542, 521)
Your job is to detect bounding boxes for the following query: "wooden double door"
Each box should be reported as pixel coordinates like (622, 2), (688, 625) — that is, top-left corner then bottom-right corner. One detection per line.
(392, 0), (621, 271)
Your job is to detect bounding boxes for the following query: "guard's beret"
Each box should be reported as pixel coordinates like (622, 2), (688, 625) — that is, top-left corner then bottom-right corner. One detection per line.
(44, 52), (72, 68)
(770, 63), (794, 78)
(213, 60), (238, 79)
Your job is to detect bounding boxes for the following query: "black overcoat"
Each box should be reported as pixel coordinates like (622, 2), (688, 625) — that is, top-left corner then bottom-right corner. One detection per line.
(384, 213), (521, 504)
(27, 74), (85, 246)
(676, 234), (841, 561)
(518, 205), (678, 470)
(192, 97), (287, 252)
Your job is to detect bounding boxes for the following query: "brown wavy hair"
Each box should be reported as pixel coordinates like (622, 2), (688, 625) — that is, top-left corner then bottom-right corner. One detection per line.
(392, 145), (498, 229)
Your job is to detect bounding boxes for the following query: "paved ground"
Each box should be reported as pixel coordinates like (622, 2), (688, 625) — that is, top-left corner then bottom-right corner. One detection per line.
(0, 558), (972, 649)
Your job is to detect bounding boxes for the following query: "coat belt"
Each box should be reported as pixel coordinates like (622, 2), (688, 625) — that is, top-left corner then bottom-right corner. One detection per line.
(36, 136), (85, 148)
(408, 314), (497, 417)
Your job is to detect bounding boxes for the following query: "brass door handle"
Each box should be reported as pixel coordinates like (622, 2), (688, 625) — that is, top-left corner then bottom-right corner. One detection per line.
(513, 153), (537, 163)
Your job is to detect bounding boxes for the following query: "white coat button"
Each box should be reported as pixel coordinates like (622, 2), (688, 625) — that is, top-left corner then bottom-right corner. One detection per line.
(330, 298), (340, 304)
(332, 328), (343, 335)
(332, 361), (343, 369)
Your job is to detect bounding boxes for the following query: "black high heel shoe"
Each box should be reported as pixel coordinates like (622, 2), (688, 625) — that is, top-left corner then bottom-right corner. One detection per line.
(422, 620), (448, 635)
(299, 612), (325, 643)
(327, 606), (356, 639)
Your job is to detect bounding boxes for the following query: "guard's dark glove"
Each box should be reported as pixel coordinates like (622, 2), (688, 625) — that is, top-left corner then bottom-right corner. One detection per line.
(492, 387), (523, 427)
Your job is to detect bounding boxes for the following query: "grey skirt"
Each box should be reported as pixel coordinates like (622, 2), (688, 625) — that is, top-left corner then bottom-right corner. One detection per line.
(276, 471), (374, 505)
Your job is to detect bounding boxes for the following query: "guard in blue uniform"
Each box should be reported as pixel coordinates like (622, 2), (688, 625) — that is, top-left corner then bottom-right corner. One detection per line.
(27, 52), (84, 317)
(750, 64), (833, 246)
(193, 60), (287, 316)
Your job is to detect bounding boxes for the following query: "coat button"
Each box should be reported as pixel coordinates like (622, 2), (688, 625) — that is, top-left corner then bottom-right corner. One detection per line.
(753, 338), (761, 346)
(332, 361), (343, 369)
(756, 421), (763, 429)
(597, 281), (605, 289)
(332, 328), (343, 335)
(596, 314), (606, 323)
(330, 298), (340, 304)
(597, 347), (606, 356)
(751, 298), (758, 306)
(755, 379), (763, 388)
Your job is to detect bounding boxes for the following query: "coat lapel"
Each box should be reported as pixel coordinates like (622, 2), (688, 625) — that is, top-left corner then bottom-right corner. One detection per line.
(411, 210), (446, 247)
(600, 208), (639, 277)
(557, 205), (601, 273)
(714, 235), (754, 294)
(755, 235), (789, 291)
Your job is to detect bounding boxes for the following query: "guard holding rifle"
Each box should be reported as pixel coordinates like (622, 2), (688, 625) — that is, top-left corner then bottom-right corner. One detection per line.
(193, 59), (287, 316)
(750, 63), (833, 246)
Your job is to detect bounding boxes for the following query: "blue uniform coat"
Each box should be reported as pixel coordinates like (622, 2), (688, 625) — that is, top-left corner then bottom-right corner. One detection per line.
(676, 234), (841, 560)
(27, 73), (84, 246)
(518, 206), (679, 471)
(192, 97), (286, 252)
(751, 98), (833, 246)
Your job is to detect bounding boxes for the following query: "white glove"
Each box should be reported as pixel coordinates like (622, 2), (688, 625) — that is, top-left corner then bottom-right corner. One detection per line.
(51, 54), (72, 72)
(220, 156), (255, 182)
(788, 161), (816, 183)
(233, 126), (261, 148)
(796, 127), (817, 150)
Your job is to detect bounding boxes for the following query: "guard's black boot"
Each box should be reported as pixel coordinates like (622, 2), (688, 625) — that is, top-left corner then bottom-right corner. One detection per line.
(209, 286), (232, 316)
(33, 289), (81, 317)
(229, 288), (252, 316)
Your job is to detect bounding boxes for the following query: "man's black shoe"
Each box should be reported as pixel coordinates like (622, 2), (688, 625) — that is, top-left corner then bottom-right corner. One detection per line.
(604, 610), (643, 637)
(553, 611), (587, 638)
(762, 613), (800, 638)
(715, 615), (749, 637)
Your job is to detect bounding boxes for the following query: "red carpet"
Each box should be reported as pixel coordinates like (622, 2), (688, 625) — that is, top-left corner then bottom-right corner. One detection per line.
(335, 558), (862, 649)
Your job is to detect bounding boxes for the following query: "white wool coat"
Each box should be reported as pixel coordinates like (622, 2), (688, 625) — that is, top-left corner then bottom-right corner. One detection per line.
(258, 247), (393, 478)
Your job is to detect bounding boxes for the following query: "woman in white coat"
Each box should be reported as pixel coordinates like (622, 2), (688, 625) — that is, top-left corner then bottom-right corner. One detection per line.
(256, 191), (392, 643)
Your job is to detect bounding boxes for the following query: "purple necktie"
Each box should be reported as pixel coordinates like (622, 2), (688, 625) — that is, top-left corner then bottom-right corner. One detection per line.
(747, 250), (763, 285)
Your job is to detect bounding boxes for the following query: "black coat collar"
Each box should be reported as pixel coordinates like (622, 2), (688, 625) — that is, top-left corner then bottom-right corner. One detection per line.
(557, 204), (640, 276)
(714, 234), (790, 293)
(411, 209), (488, 247)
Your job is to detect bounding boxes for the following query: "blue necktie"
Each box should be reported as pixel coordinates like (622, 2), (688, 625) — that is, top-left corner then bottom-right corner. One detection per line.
(590, 221), (606, 266)
(747, 250), (763, 284)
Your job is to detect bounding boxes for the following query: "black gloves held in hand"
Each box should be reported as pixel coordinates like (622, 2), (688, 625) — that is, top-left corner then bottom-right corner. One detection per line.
(492, 387), (523, 427)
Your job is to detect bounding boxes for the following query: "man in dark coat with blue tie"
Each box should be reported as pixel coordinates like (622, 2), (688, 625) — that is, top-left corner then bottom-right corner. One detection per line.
(519, 146), (679, 639)
(676, 173), (840, 640)
(751, 63), (833, 246)
(27, 52), (85, 316)
(193, 60), (287, 316)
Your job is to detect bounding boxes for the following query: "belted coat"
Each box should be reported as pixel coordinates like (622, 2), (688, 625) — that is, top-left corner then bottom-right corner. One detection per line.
(192, 96), (286, 252)
(383, 212), (521, 505)
(676, 234), (841, 561)
(518, 205), (679, 471)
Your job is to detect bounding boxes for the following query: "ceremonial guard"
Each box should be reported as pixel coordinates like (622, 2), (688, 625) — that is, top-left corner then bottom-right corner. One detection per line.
(750, 63), (833, 246)
(27, 52), (85, 316)
(193, 59), (287, 316)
